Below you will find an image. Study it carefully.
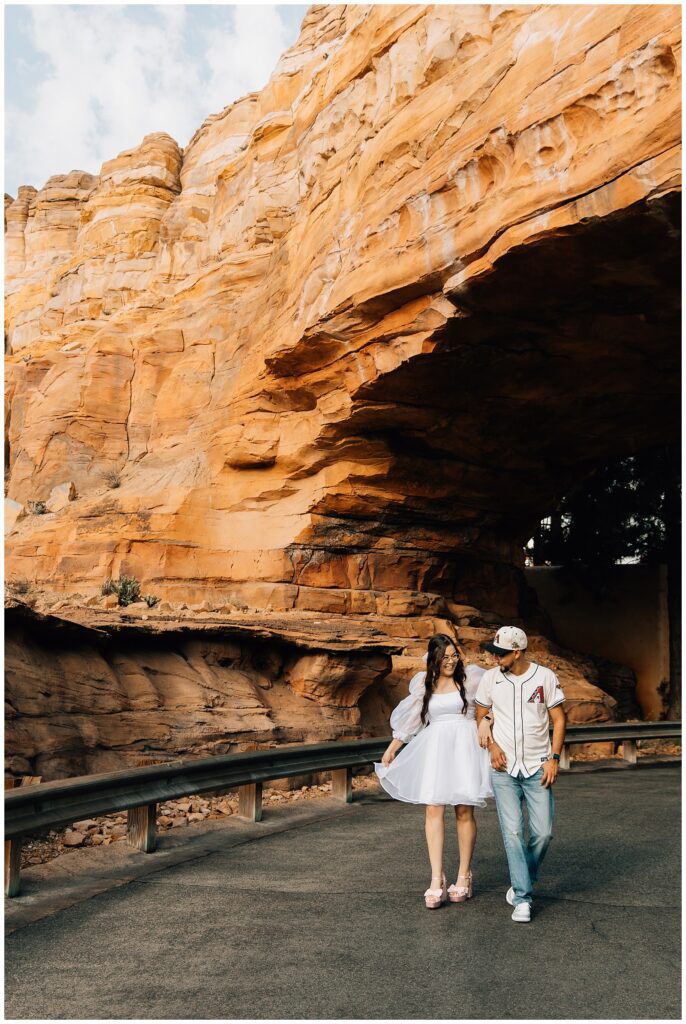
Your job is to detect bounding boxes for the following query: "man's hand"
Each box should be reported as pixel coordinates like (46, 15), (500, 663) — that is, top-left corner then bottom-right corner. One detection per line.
(540, 758), (559, 788)
(490, 742), (507, 771)
(477, 716), (493, 749)
(543, 706), (566, 787)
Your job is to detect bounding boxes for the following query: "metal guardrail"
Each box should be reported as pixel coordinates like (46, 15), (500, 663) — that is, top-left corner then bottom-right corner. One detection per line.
(4, 723), (680, 897)
(4, 739), (387, 841)
(560, 721), (680, 743)
(558, 720), (681, 768)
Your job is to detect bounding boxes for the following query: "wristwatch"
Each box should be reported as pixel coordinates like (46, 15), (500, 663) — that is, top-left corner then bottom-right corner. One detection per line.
(550, 753), (560, 762)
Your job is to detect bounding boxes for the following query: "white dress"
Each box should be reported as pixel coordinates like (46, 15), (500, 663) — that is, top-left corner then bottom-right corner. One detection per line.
(375, 665), (493, 807)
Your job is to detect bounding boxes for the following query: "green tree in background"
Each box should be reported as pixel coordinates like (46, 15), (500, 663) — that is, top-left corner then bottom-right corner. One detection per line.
(530, 444), (680, 719)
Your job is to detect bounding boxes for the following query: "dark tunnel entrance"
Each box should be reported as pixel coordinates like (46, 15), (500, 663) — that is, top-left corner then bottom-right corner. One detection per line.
(314, 193), (681, 717)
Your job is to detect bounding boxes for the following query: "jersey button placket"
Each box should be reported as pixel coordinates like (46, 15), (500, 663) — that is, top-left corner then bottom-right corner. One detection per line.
(514, 683), (524, 775)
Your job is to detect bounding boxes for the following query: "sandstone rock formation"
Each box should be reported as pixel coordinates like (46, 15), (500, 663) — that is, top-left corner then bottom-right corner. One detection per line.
(5, 499), (25, 535)
(5, 5), (680, 775)
(45, 481), (77, 513)
(6, 600), (617, 778)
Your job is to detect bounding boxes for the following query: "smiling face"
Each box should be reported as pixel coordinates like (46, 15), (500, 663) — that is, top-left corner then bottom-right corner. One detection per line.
(440, 644), (459, 676)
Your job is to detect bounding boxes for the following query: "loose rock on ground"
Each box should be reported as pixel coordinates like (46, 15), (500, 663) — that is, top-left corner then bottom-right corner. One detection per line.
(20, 775), (382, 868)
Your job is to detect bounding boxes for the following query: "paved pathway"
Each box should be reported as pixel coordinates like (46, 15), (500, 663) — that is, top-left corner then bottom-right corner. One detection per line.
(5, 767), (680, 1019)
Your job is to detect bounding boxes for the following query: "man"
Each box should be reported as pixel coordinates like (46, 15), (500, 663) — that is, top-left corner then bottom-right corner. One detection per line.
(475, 626), (566, 923)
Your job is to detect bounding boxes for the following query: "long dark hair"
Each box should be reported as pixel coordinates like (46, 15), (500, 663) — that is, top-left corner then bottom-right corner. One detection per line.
(420, 633), (467, 725)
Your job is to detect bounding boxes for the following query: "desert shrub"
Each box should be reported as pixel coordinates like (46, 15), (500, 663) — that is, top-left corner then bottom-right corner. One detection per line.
(103, 470), (121, 489)
(7, 577), (31, 595)
(115, 576), (141, 606)
(103, 575), (141, 606)
(143, 594), (160, 608)
(27, 500), (47, 515)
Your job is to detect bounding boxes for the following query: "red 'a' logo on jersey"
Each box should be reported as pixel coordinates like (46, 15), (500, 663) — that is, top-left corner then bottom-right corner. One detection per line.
(528, 686), (545, 704)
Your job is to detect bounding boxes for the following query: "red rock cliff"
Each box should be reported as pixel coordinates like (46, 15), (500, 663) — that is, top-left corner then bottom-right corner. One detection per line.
(5, 5), (680, 775)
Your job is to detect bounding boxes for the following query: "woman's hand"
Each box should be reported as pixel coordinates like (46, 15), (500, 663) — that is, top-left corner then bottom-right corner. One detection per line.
(478, 716), (493, 749)
(382, 738), (404, 767)
(382, 746), (397, 768)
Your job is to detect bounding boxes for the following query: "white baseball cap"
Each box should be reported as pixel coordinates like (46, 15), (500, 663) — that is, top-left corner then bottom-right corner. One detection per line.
(481, 625), (528, 656)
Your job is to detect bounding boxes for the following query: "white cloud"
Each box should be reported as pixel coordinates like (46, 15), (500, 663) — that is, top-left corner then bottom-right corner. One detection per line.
(203, 5), (290, 113)
(5, 5), (296, 194)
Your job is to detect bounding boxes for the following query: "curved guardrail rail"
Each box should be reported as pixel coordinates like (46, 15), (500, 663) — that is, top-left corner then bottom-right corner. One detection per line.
(4, 723), (680, 896)
(4, 739), (386, 841)
(555, 720), (680, 768)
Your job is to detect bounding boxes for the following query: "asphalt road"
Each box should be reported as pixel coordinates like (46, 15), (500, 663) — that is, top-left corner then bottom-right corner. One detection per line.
(5, 767), (681, 1019)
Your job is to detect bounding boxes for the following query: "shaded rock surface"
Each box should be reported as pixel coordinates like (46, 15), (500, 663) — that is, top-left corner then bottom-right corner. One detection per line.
(6, 600), (617, 779)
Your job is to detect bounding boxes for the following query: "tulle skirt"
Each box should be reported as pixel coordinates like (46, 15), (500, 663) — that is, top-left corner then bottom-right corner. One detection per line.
(375, 716), (493, 806)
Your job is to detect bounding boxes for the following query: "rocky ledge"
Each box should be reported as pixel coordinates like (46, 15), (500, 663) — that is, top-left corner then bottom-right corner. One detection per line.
(7, 597), (625, 779)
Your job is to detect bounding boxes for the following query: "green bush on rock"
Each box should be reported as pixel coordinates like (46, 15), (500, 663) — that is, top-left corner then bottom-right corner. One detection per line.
(101, 575), (141, 607)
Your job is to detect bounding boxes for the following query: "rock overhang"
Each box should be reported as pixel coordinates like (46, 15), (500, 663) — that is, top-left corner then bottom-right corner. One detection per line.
(4, 5), (680, 770)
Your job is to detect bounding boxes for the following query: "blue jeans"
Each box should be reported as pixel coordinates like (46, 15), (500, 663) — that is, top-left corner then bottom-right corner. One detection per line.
(490, 767), (555, 905)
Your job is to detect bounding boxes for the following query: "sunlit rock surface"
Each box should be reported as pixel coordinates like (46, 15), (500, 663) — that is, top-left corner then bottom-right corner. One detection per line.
(5, 5), (680, 773)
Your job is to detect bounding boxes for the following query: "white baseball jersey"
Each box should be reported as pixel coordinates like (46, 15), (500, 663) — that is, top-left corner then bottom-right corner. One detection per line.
(474, 662), (565, 778)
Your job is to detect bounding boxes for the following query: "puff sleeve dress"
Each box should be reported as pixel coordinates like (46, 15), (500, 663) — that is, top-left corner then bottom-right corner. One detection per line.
(374, 665), (493, 807)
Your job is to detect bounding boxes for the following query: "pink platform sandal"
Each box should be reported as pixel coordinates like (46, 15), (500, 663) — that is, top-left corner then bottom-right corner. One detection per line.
(424, 873), (448, 909)
(448, 871), (473, 903)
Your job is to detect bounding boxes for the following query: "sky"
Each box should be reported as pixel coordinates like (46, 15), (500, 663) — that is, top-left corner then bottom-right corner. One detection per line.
(5, 4), (310, 196)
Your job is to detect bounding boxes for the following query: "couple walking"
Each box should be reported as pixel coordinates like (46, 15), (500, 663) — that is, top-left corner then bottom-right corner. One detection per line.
(375, 628), (566, 921)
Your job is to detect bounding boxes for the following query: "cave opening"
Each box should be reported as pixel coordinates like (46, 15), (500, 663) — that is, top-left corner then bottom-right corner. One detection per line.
(524, 442), (681, 720)
(337, 193), (679, 547)
(314, 194), (681, 714)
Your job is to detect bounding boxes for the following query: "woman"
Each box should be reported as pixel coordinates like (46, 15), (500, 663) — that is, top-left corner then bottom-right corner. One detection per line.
(375, 633), (493, 908)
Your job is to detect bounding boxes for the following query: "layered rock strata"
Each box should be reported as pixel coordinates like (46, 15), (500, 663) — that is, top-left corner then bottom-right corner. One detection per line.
(5, 5), (680, 773)
(6, 601), (618, 778)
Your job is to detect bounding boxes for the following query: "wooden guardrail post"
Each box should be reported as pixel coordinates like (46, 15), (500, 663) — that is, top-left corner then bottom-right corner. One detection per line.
(127, 804), (157, 852)
(238, 782), (263, 821)
(621, 739), (638, 764)
(126, 756), (163, 852)
(331, 767), (353, 802)
(5, 775), (42, 897)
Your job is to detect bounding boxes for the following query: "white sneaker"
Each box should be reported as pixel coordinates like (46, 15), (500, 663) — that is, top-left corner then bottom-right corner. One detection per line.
(511, 902), (531, 923)
(506, 886), (515, 906)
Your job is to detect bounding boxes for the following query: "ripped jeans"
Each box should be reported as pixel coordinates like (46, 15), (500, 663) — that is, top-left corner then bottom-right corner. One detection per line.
(490, 767), (555, 905)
